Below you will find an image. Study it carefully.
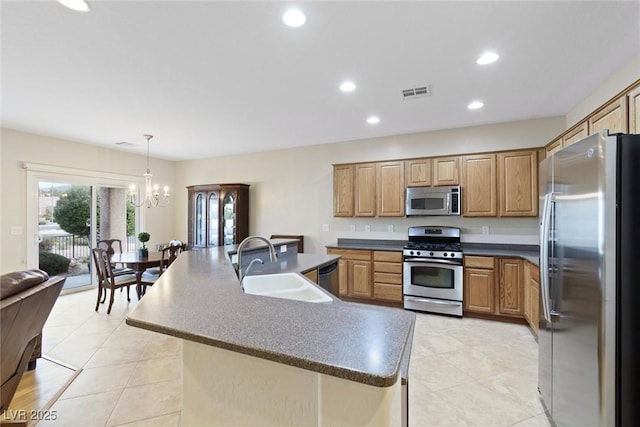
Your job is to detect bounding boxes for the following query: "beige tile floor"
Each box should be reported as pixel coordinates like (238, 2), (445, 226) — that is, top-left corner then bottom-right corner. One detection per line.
(35, 289), (550, 426)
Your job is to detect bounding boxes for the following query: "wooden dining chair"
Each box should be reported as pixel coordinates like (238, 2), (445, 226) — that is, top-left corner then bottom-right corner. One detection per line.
(92, 247), (136, 314)
(97, 239), (135, 276)
(140, 244), (183, 294)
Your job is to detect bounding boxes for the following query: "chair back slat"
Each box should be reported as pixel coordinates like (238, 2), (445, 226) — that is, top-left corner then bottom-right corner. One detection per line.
(97, 239), (124, 256)
(160, 244), (183, 274)
(92, 247), (115, 286)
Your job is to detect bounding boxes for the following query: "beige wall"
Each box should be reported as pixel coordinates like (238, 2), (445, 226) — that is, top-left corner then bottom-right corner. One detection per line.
(0, 128), (175, 273)
(175, 117), (566, 255)
(566, 53), (640, 129)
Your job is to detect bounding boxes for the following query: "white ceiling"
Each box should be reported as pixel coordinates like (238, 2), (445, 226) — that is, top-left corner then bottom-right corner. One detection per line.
(1, 1), (639, 161)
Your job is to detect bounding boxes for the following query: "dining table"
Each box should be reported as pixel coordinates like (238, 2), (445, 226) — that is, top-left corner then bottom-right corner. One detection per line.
(111, 251), (166, 298)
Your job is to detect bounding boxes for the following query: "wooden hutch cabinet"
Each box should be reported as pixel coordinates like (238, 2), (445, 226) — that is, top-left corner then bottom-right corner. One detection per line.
(187, 184), (250, 248)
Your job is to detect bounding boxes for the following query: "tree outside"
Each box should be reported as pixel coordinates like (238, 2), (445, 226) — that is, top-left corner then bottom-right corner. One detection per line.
(53, 186), (91, 237)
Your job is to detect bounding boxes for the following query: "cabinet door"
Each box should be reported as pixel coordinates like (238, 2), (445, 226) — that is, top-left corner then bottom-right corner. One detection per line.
(355, 163), (376, 217)
(337, 259), (348, 296)
(563, 121), (589, 147)
(350, 260), (372, 298)
(499, 258), (523, 316)
(498, 151), (538, 217)
(433, 157), (460, 186)
(333, 165), (354, 217)
(531, 276), (540, 335)
(546, 138), (562, 156)
(461, 154), (497, 217)
(523, 262), (532, 323)
(464, 268), (495, 313)
(589, 95), (628, 135)
(377, 161), (405, 217)
(405, 158), (432, 187)
(628, 85), (640, 134)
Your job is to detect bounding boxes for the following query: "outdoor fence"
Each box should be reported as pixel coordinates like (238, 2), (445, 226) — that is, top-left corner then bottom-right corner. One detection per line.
(41, 234), (138, 259)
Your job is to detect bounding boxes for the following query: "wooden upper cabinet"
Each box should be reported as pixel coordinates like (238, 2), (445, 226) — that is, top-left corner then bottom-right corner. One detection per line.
(461, 154), (497, 217)
(355, 163), (376, 217)
(333, 165), (354, 217)
(376, 161), (405, 217)
(433, 157), (460, 186)
(563, 121), (589, 147)
(405, 158), (432, 187)
(546, 137), (562, 157)
(628, 85), (640, 134)
(589, 95), (628, 136)
(498, 151), (538, 217)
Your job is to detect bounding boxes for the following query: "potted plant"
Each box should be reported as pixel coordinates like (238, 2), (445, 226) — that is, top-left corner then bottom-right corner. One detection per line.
(137, 232), (150, 258)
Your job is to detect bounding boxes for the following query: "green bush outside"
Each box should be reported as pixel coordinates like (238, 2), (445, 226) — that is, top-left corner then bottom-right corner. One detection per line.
(39, 251), (70, 276)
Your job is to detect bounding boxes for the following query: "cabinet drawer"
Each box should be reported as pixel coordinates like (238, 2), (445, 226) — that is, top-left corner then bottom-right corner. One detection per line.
(464, 256), (495, 269)
(373, 251), (403, 262)
(327, 248), (372, 261)
(373, 283), (403, 302)
(374, 272), (402, 285)
(374, 261), (402, 274)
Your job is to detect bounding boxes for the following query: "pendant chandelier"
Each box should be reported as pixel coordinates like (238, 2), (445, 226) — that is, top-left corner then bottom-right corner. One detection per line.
(129, 134), (170, 208)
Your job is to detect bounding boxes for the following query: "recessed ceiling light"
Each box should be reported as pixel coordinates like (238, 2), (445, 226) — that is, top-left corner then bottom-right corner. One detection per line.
(477, 52), (499, 65)
(468, 101), (484, 110)
(282, 9), (306, 27)
(57, 0), (90, 12)
(340, 81), (356, 92)
(367, 116), (380, 124)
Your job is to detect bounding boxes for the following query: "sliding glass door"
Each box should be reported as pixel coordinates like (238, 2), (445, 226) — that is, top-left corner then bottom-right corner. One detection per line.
(26, 164), (144, 292)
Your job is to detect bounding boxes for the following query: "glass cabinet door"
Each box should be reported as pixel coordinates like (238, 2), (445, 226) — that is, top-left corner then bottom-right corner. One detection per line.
(222, 191), (236, 245)
(208, 192), (219, 246)
(195, 193), (205, 246)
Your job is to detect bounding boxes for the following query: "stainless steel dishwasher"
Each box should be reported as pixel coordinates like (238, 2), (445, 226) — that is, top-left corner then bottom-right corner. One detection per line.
(318, 261), (339, 296)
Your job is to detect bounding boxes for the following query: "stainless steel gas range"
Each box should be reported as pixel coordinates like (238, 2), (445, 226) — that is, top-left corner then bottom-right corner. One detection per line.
(403, 226), (463, 317)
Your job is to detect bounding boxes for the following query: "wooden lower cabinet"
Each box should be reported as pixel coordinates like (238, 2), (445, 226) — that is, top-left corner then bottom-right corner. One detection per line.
(327, 249), (372, 299)
(524, 261), (540, 335)
(303, 268), (318, 284)
(498, 258), (524, 316)
(464, 256), (496, 313)
(373, 251), (403, 302)
(464, 267), (495, 313)
(464, 255), (525, 321)
(327, 248), (403, 304)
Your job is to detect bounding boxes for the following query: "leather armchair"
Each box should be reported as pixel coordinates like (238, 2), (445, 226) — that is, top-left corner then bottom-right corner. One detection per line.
(0, 269), (64, 412)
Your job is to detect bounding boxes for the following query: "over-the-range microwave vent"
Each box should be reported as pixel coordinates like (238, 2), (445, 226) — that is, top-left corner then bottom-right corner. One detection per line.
(401, 85), (431, 100)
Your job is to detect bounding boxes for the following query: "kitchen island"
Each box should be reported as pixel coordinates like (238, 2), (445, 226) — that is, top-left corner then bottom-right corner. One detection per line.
(126, 241), (415, 426)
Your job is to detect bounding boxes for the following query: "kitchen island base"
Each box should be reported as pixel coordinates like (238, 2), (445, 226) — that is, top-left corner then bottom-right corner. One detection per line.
(183, 340), (402, 426)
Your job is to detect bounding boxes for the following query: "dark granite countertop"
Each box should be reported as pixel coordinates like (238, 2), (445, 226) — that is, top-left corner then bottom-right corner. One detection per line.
(245, 253), (340, 276)
(326, 238), (407, 252)
(126, 243), (415, 388)
(462, 243), (539, 266)
(325, 239), (539, 266)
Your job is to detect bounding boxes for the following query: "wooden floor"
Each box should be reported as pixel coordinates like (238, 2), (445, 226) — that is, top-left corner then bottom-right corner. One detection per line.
(2, 357), (80, 426)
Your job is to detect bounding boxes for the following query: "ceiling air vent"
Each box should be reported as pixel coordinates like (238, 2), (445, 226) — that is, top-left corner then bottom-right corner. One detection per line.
(115, 141), (137, 147)
(401, 85), (432, 100)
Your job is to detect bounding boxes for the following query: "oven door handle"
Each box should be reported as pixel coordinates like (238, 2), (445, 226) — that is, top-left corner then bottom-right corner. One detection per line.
(404, 258), (462, 265)
(405, 297), (461, 307)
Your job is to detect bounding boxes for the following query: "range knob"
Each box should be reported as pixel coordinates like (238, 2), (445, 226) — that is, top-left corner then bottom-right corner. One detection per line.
(416, 251), (421, 256)
(443, 252), (448, 257)
(429, 252), (434, 256)
(409, 251), (414, 256)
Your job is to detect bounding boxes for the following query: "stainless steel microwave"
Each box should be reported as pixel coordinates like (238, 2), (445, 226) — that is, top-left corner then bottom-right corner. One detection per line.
(405, 186), (461, 216)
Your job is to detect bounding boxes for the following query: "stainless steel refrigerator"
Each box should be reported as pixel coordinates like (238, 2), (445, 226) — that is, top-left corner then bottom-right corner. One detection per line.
(539, 131), (640, 426)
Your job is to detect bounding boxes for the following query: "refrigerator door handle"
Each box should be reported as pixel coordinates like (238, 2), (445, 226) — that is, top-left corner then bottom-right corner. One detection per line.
(540, 192), (553, 323)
